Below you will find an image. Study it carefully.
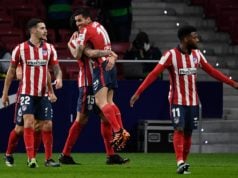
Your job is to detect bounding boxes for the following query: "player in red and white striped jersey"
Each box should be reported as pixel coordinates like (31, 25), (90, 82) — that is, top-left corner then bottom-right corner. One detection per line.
(71, 8), (130, 151)
(1, 18), (62, 168)
(130, 25), (238, 174)
(59, 29), (129, 165)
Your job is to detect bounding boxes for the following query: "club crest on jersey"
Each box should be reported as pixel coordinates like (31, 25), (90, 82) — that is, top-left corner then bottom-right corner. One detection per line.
(42, 49), (48, 56)
(179, 67), (197, 75)
(193, 57), (198, 64)
(27, 59), (47, 66)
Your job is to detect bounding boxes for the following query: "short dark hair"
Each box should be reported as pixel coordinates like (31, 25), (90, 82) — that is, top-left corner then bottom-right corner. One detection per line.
(27, 18), (44, 30)
(72, 7), (92, 19)
(177, 25), (197, 41)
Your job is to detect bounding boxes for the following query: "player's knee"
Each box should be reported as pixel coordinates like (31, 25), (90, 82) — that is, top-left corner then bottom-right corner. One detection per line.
(14, 126), (24, 135)
(174, 127), (184, 132)
(42, 120), (53, 131)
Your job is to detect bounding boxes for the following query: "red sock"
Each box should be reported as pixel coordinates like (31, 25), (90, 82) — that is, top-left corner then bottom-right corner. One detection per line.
(173, 130), (184, 163)
(101, 104), (120, 132)
(183, 134), (192, 162)
(34, 130), (42, 157)
(6, 129), (22, 155)
(42, 130), (53, 160)
(62, 121), (84, 156)
(101, 121), (114, 156)
(111, 104), (123, 128)
(24, 128), (35, 159)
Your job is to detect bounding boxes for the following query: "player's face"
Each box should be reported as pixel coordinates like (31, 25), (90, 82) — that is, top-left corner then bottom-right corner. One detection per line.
(35, 22), (47, 41)
(74, 15), (89, 29)
(186, 32), (199, 49)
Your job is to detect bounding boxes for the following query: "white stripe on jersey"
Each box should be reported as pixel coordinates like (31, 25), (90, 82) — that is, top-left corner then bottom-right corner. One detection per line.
(20, 43), (26, 94)
(181, 54), (190, 105)
(171, 49), (182, 105)
(29, 46), (35, 96)
(38, 47), (44, 96)
(189, 54), (197, 105)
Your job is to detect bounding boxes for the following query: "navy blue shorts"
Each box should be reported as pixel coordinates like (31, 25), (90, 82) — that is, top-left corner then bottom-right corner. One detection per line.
(19, 94), (53, 120)
(77, 86), (99, 115)
(170, 105), (199, 131)
(92, 61), (118, 94)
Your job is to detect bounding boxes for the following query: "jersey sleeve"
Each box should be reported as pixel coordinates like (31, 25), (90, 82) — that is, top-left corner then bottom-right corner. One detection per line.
(49, 44), (59, 65)
(11, 45), (21, 66)
(76, 27), (88, 46)
(199, 51), (235, 86)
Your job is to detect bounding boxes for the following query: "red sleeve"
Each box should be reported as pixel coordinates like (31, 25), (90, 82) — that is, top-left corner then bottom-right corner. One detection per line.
(200, 59), (235, 86)
(135, 64), (165, 96)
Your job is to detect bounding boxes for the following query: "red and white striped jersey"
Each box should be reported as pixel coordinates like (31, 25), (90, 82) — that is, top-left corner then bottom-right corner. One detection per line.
(11, 41), (59, 96)
(135, 47), (235, 106)
(77, 21), (111, 64)
(77, 57), (93, 87)
(160, 48), (204, 106)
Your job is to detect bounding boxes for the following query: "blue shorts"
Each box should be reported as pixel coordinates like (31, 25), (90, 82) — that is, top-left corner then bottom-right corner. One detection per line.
(14, 101), (24, 126)
(170, 105), (199, 131)
(77, 86), (99, 115)
(92, 61), (118, 94)
(19, 94), (53, 120)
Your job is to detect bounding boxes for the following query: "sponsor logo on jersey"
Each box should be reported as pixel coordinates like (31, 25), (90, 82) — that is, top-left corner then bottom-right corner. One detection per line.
(27, 59), (47, 66)
(179, 67), (197, 75)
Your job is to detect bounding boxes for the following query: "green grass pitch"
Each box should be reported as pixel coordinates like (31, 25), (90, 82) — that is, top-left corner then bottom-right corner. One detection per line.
(0, 153), (238, 178)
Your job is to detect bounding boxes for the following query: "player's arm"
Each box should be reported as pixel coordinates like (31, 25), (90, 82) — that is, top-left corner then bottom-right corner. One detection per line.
(47, 72), (57, 103)
(200, 59), (238, 89)
(83, 46), (111, 58)
(130, 63), (165, 107)
(52, 64), (63, 89)
(1, 63), (17, 106)
(68, 32), (80, 58)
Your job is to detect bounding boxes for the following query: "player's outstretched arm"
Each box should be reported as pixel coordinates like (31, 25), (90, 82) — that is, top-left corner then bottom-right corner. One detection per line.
(201, 60), (238, 89)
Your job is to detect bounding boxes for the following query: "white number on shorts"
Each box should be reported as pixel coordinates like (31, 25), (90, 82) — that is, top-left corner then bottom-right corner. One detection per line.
(87, 95), (95, 105)
(172, 107), (180, 118)
(20, 96), (30, 105)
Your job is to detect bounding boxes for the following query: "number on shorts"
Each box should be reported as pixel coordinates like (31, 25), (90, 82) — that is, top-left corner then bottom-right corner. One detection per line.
(87, 95), (95, 105)
(172, 107), (180, 118)
(20, 96), (30, 105)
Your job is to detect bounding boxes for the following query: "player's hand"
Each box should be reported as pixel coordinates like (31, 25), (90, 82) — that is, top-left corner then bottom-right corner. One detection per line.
(1, 94), (9, 107)
(105, 51), (118, 71)
(130, 94), (139, 107)
(233, 82), (238, 89)
(48, 92), (57, 103)
(54, 78), (63, 89)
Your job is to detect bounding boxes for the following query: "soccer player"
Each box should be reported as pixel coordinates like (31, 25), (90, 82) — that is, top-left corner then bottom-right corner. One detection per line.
(58, 31), (129, 164)
(130, 25), (238, 174)
(4, 65), (58, 167)
(1, 18), (63, 168)
(70, 8), (130, 151)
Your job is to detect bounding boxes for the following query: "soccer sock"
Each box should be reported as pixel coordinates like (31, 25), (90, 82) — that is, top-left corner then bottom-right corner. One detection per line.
(23, 128), (35, 159)
(183, 134), (192, 162)
(62, 121), (84, 156)
(33, 130), (42, 157)
(111, 104), (123, 128)
(101, 121), (114, 156)
(42, 130), (53, 160)
(173, 130), (184, 165)
(6, 129), (22, 155)
(101, 104), (121, 132)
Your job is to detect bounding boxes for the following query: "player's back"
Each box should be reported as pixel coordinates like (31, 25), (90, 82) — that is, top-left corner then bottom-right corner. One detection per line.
(83, 21), (111, 51)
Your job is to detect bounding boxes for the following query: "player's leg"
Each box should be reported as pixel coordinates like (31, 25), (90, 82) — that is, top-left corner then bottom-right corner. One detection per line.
(37, 96), (60, 167)
(171, 105), (187, 174)
(59, 86), (89, 164)
(5, 125), (23, 167)
(93, 63), (121, 133)
(99, 113), (129, 164)
(33, 119), (42, 158)
(59, 112), (88, 164)
(5, 102), (24, 167)
(107, 89), (130, 150)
